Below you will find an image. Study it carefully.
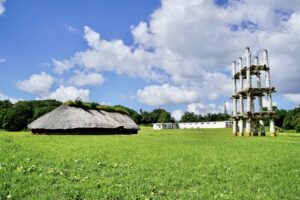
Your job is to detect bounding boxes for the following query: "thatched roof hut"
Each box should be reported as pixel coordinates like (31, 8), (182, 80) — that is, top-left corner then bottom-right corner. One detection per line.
(28, 105), (139, 134)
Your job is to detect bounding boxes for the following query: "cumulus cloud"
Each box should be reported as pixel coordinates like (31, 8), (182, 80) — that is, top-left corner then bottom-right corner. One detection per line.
(187, 103), (224, 115)
(53, 59), (74, 74)
(42, 85), (90, 102)
(52, 26), (164, 82)
(69, 71), (105, 87)
(17, 72), (91, 102)
(17, 72), (53, 95)
(0, 58), (5, 63)
(172, 101), (232, 121)
(0, 92), (22, 103)
(135, 0), (300, 90)
(136, 84), (200, 106)
(261, 13), (300, 93)
(285, 93), (300, 104)
(136, 71), (231, 106)
(131, 22), (154, 48)
(0, 0), (6, 15)
(50, 0), (300, 107)
(171, 109), (184, 121)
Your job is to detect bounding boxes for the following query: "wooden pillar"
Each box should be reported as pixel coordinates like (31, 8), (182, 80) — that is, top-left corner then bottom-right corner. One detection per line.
(255, 56), (265, 136)
(232, 61), (238, 136)
(245, 47), (252, 136)
(264, 49), (276, 136)
(251, 96), (258, 136)
(238, 57), (244, 136)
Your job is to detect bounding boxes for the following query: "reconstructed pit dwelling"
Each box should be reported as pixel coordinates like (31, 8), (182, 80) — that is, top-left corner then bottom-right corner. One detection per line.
(28, 105), (139, 135)
(231, 47), (276, 136)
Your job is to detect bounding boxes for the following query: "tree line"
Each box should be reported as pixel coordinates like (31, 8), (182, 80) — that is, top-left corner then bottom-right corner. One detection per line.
(273, 106), (300, 132)
(0, 100), (298, 132)
(0, 100), (62, 131)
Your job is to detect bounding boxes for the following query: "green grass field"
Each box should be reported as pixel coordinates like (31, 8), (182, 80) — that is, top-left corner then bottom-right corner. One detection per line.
(0, 127), (299, 199)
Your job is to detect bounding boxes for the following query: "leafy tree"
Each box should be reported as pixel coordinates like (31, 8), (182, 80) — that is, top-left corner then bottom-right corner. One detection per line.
(157, 111), (171, 123)
(3, 101), (34, 131)
(283, 106), (299, 130)
(180, 112), (198, 122)
(0, 100), (13, 110)
(151, 109), (166, 123)
(141, 111), (152, 124)
(1, 100), (61, 131)
(140, 109), (173, 124)
(0, 108), (10, 129)
(32, 100), (62, 122)
(274, 108), (287, 128)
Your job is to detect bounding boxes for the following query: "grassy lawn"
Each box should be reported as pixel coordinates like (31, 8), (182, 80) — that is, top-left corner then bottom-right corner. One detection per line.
(0, 127), (299, 199)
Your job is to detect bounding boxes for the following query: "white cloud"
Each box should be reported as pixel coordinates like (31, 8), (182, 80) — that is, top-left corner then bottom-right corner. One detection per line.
(43, 85), (90, 102)
(0, 58), (5, 63)
(53, 59), (74, 74)
(18, 72), (91, 102)
(131, 22), (154, 48)
(65, 25), (79, 33)
(187, 103), (224, 115)
(83, 26), (101, 49)
(135, 71), (231, 106)
(52, 26), (164, 81)
(69, 71), (105, 87)
(187, 101), (234, 115)
(0, 0), (6, 15)
(17, 72), (53, 95)
(171, 101), (232, 121)
(171, 109), (184, 121)
(136, 84), (200, 106)
(50, 0), (300, 107)
(0, 92), (22, 103)
(285, 93), (300, 104)
(133, 0), (300, 90)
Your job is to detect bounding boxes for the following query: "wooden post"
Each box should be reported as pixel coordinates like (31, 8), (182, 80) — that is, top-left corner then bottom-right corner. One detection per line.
(238, 57), (244, 136)
(251, 97), (258, 136)
(264, 49), (276, 136)
(245, 47), (252, 136)
(232, 61), (237, 136)
(255, 56), (265, 136)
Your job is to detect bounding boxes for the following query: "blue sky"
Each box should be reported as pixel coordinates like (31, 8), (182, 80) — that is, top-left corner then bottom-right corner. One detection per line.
(0, 0), (299, 119)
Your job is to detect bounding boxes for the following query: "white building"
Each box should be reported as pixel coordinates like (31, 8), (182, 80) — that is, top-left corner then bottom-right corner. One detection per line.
(153, 121), (233, 130)
(153, 123), (179, 130)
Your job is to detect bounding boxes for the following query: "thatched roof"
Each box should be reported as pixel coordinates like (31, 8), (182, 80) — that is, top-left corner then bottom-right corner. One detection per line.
(28, 105), (139, 130)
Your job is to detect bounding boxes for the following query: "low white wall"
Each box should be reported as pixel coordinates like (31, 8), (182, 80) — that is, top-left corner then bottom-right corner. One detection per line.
(153, 123), (163, 130)
(153, 121), (232, 129)
(178, 121), (229, 129)
(153, 123), (179, 130)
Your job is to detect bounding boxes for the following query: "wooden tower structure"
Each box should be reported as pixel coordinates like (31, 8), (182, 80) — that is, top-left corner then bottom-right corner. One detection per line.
(231, 47), (276, 136)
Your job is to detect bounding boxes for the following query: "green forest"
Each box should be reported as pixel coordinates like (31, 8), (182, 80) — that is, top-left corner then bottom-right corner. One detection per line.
(0, 99), (299, 132)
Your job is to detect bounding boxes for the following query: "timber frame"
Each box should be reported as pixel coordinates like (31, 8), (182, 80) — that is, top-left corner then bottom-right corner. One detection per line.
(231, 47), (276, 137)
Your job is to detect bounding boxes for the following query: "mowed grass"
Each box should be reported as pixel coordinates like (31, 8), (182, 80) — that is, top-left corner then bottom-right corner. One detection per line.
(0, 127), (299, 199)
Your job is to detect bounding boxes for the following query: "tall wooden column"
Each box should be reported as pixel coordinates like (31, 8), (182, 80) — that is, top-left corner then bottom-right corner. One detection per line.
(238, 57), (244, 136)
(255, 56), (266, 136)
(251, 96), (258, 136)
(245, 47), (252, 136)
(264, 50), (276, 136)
(232, 61), (238, 136)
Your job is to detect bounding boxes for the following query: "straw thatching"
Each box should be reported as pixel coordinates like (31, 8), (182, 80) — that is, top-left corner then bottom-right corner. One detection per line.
(28, 105), (139, 134)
